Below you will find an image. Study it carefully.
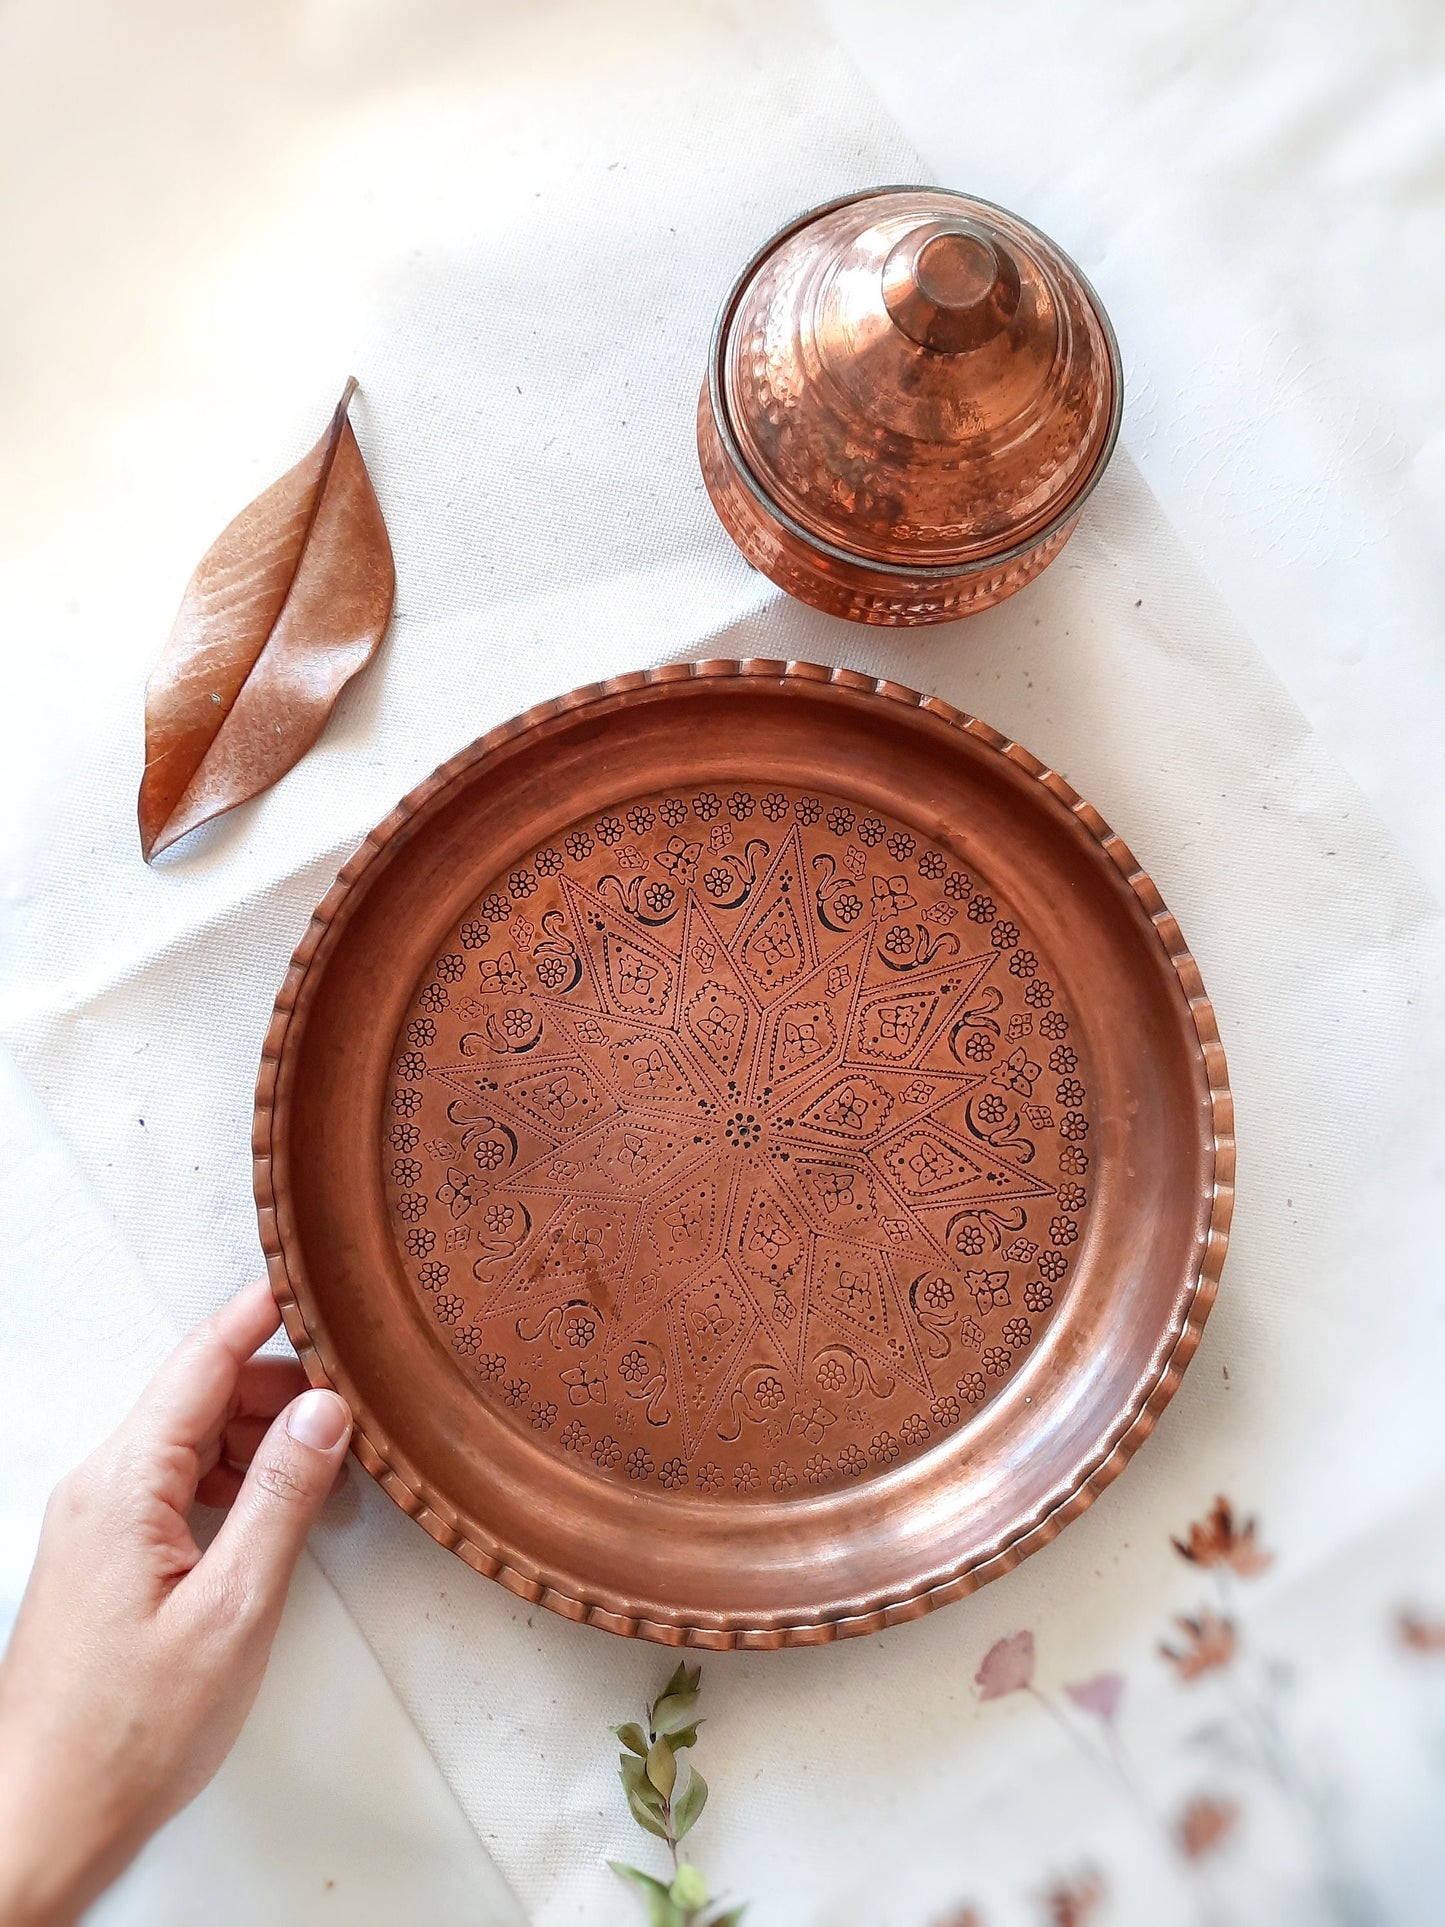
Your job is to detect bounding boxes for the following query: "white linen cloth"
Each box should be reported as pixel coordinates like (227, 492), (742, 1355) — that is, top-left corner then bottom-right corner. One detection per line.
(1, 2), (1442, 1923)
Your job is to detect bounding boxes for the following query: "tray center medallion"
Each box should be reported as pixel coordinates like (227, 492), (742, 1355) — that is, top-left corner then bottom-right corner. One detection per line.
(382, 786), (1092, 1501)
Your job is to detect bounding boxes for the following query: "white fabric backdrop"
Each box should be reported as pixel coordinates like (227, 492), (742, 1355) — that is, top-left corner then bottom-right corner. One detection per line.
(1, 2), (1442, 1923)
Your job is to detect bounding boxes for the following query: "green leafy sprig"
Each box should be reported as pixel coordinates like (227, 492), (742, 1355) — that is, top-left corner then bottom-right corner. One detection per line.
(609, 1662), (745, 1927)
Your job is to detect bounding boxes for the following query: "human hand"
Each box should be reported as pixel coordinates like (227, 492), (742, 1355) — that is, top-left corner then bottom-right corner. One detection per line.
(0, 1281), (351, 1926)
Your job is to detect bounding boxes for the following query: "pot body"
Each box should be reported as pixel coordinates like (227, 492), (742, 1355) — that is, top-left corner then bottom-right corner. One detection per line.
(698, 384), (1080, 624)
(698, 187), (1121, 627)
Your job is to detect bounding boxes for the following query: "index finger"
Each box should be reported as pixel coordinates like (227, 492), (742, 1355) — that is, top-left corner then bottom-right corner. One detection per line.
(122, 1280), (282, 1457)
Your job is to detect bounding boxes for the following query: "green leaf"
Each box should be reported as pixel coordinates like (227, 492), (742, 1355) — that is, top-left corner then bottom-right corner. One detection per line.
(620, 1755), (664, 1811)
(625, 1785), (671, 1841)
(670, 1864), (708, 1909)
(609, 1862), (684, 1926)
(652, 1690), (701, 1735)
(645, 1735), (677, 1799)
(613, 1721), (650, 1757)
(674, 1767), (708, 1839)
(669, 1722), (702, 1751)
(658, 1660), (693, 1701)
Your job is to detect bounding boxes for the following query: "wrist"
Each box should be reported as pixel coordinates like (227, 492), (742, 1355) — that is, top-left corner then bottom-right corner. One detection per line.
(0, 1735), (124, 1927)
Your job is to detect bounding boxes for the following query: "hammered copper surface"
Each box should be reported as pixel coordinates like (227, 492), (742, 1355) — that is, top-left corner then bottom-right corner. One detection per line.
(255, 664), (1231, 1647)
(699, 189), (1122, 625)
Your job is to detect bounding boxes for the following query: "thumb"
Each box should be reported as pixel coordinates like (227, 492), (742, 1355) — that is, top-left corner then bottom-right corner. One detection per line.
(200, 1388), (351, 1628)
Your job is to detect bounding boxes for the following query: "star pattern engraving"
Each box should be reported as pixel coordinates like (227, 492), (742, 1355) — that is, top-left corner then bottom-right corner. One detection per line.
(384, 791), (1089, 1496)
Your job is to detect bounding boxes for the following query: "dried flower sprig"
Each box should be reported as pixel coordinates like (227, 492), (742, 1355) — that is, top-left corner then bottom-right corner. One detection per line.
(609, 1662), (746, 1927)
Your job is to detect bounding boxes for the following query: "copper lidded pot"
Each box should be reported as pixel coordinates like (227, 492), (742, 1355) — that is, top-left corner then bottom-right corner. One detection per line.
(698, 187), (1123, 625)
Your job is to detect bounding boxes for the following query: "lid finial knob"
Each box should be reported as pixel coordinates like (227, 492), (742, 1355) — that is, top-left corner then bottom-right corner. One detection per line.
(882, 221), (1023, 354)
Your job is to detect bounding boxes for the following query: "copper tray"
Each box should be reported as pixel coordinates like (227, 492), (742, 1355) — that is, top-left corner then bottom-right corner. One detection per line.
(255, 663), (1232, 1648)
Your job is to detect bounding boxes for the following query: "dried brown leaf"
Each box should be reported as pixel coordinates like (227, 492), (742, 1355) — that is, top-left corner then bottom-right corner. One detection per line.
(138, 378), (394, 861)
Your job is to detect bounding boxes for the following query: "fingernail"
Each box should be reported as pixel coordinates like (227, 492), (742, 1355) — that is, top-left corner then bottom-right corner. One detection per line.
(286, 1389), (350, 1451)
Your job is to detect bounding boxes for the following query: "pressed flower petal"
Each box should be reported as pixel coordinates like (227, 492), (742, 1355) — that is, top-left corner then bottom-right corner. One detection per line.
(975, 1629), (1035, 1700)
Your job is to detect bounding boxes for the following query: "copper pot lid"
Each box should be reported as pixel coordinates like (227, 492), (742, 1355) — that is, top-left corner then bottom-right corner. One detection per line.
(711, 188), (1123, 571)
(255, 663), (1231, 1648)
